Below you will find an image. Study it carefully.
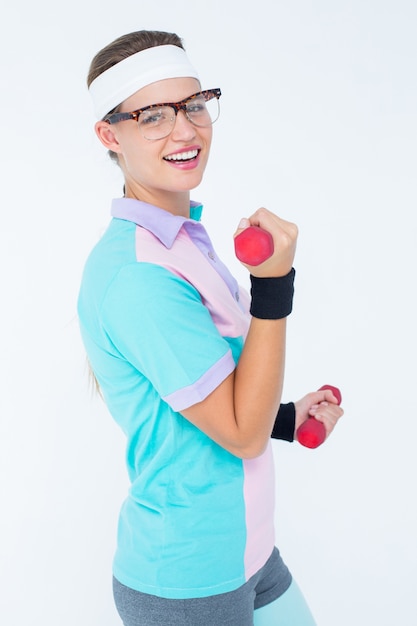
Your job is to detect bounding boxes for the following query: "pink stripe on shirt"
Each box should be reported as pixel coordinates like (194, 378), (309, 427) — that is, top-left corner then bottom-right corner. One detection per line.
(243, 443), (276, 579)
(135, 226), (250, 340)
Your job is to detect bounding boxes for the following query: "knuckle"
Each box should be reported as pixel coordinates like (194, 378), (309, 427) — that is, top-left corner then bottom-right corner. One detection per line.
(256, 207), (269, 220)
(287, 222), (299, 238)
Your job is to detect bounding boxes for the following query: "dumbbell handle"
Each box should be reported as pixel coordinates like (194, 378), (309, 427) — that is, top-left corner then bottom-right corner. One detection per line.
(296, 385), (342, 449)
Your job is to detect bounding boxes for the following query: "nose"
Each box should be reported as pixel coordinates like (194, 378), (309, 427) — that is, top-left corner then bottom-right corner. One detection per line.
(170, 109), (196, 141)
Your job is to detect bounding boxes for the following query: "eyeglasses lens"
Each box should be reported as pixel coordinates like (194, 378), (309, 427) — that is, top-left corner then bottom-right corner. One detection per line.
(138, 92), (220, 140)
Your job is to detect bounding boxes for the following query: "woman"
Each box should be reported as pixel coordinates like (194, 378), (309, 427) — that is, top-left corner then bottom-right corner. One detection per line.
(78, 30), (343, 626)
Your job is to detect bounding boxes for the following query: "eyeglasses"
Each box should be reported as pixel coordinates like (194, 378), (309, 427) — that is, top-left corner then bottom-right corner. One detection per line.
(104, 88), (221, 141)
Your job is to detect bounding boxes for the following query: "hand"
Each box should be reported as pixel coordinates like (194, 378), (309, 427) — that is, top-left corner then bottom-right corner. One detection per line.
(234, 208), (298, 278)
(294, 388), (344, 441)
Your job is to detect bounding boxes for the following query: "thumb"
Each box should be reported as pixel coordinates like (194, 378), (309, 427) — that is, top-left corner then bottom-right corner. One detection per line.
(234, 217), (251, 238)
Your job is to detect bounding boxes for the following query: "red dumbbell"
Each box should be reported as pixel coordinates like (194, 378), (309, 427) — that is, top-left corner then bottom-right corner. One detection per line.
(234, 226), (274, 265)
(297, 385), (342, 449)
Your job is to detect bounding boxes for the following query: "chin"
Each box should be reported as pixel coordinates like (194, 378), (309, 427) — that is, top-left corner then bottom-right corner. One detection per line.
(174, 172), (205, 192)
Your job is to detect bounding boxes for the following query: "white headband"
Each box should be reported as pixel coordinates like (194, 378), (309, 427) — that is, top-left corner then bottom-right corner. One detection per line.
(89, 44), (200, 120)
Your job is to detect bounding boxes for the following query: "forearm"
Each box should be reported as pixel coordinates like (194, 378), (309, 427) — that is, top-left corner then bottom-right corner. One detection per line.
(233, 317), (287, 455)
(182, 209), (297, 458)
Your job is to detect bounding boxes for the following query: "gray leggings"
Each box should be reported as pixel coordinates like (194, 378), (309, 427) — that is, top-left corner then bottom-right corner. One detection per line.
(113, 547), (314, 625)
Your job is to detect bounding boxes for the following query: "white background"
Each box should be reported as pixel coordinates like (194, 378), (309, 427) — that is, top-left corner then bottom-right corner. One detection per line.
(1, 1), (416, 624)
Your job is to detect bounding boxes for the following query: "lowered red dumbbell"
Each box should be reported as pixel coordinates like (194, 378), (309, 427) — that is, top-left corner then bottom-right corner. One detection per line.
(297, 385), (342, 449)
(234, 225), (274, 265)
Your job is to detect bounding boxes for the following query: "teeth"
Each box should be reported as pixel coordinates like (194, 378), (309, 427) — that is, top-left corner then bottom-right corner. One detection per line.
(165, 150), (198, 161)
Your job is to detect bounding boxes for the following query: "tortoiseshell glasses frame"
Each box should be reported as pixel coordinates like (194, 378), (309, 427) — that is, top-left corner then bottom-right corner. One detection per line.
(103, 88), (221, 140)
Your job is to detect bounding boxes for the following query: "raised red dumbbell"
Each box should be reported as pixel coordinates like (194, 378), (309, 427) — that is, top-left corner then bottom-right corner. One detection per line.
(234, 226), (274, 265)
(297, 385), (342, 449)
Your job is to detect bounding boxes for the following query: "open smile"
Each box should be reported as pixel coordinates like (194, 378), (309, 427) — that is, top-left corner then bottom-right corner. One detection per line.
(163, 148), (200, 163)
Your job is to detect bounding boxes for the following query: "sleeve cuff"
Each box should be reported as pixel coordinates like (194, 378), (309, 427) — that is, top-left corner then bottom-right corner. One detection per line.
(163, 350), (235, 412)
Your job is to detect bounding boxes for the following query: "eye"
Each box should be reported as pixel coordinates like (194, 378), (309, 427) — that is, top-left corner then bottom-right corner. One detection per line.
(186, 98), (207, 115)
(140, 108), (167, 126)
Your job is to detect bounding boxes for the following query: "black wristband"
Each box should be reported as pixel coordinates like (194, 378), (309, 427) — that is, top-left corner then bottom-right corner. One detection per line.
(271, 402), (296, 442)
(249, 268), (295, 319)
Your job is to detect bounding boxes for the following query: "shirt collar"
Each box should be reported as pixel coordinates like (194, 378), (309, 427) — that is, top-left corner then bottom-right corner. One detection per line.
(110, 198), (204, 249)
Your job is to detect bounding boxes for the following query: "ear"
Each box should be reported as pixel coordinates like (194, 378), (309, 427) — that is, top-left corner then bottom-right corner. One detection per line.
(94, 121), (122, 153)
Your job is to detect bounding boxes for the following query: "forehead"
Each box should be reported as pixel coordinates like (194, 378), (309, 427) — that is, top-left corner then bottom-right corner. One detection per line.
(120, 77), (201, 112)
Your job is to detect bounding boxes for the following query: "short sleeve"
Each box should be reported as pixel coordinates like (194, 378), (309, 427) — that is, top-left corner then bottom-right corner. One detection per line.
(100, 262), (236, 411)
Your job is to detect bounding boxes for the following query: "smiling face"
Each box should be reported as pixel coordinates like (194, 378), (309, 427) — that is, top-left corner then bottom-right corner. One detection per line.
(95, 77), (212, 215)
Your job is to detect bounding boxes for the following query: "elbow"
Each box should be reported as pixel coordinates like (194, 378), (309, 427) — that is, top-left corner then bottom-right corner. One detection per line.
(228, 438), (269, 460)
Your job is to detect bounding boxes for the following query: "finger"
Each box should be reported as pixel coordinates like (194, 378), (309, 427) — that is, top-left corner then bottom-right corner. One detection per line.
(249, 208), (298, 240)
(323, 389), (341, 405)
(233, 217), (251, 238)
(311, 389), (341, 406)
(311, 406), (344, 425)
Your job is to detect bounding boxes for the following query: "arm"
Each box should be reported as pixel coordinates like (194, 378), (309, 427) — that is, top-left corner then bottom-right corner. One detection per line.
(181, 208), (297, 459)
(182, 317), (287, 458)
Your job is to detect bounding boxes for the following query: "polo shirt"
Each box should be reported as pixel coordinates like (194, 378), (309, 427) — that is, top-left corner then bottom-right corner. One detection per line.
(77, 197), (276, 599)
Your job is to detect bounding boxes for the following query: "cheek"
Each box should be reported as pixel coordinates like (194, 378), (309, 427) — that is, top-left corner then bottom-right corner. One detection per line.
(115, 125), (142, 156)
(117, 133), (154, 174)
(205, 126), (213, 148)
(123, 151), (155, 180)
(199, 127), (212, 160)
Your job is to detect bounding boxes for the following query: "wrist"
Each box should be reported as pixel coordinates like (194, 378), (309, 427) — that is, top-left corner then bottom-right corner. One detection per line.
(249, 268), (295, 320)
(271, 402), (296, 442)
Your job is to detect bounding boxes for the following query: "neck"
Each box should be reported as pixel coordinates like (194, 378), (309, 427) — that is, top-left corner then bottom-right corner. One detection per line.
(124, 182), (191, 218)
